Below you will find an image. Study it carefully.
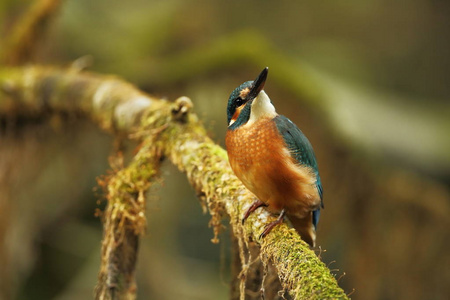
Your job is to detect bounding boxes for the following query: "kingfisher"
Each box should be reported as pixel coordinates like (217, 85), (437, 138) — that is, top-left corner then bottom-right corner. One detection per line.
(225, 67), (323, 247)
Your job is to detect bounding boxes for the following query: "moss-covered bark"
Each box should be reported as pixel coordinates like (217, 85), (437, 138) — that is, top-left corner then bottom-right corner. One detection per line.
(0, 66), (348, 299)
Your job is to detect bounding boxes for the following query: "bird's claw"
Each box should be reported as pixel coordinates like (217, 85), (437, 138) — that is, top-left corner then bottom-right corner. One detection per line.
(241, 199), (267, 225)
(258, 209), (286, 239)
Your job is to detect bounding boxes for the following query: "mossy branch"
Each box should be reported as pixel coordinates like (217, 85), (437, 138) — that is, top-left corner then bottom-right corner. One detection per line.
(0, 66), (348, 299)
(94, 141), (161, 299)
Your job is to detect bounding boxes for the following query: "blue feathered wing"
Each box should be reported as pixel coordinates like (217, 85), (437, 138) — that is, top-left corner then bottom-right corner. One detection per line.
(274, 115), (324, 229)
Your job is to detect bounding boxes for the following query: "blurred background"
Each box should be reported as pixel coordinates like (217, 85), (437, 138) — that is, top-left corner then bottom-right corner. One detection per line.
(1, 0), (449, 299)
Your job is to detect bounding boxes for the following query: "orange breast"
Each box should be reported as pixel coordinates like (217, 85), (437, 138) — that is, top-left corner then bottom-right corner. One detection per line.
(226, 118), (320, 216)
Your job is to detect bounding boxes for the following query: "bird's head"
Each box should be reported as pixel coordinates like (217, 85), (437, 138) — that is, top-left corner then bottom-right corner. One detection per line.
(227, 67), (276, 130)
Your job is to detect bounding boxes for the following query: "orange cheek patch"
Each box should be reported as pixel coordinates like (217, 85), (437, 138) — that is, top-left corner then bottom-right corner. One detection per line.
(230, 106), (243, 124)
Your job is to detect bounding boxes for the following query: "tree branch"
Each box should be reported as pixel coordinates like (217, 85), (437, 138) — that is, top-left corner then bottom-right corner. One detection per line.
(0, 66), (348, 299)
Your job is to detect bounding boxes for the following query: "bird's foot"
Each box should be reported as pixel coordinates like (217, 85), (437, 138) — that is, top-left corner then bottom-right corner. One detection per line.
(259, 209), (286, 239)
(242, 199), (267, 225)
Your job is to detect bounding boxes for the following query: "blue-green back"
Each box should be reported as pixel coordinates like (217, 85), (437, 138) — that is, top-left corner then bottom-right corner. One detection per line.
(274, 115), (323, 227)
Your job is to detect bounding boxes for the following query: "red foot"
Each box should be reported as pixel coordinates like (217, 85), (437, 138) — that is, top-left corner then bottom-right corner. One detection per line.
(259, 209), (286, 239)
(242, 199), (267, 225)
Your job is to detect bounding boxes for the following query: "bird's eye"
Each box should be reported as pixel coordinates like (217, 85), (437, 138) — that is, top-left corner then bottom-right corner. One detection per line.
(235, 97), (244, 107)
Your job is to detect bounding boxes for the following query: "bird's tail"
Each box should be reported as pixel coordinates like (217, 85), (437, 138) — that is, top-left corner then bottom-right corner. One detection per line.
(288, 213), (316, 247)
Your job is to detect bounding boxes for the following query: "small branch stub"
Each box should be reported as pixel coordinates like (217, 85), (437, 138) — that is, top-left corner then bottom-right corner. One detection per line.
(171, 96), (193, 122)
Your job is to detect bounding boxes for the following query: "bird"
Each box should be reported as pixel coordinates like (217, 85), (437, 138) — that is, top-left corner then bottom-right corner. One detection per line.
(225, 67), (323, 247)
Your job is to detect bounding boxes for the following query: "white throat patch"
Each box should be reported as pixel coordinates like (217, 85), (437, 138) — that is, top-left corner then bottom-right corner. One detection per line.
(247, 91), (277, 126)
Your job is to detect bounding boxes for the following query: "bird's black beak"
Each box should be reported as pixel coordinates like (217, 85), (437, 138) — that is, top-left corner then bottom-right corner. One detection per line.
(247, 67), (268, 101)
